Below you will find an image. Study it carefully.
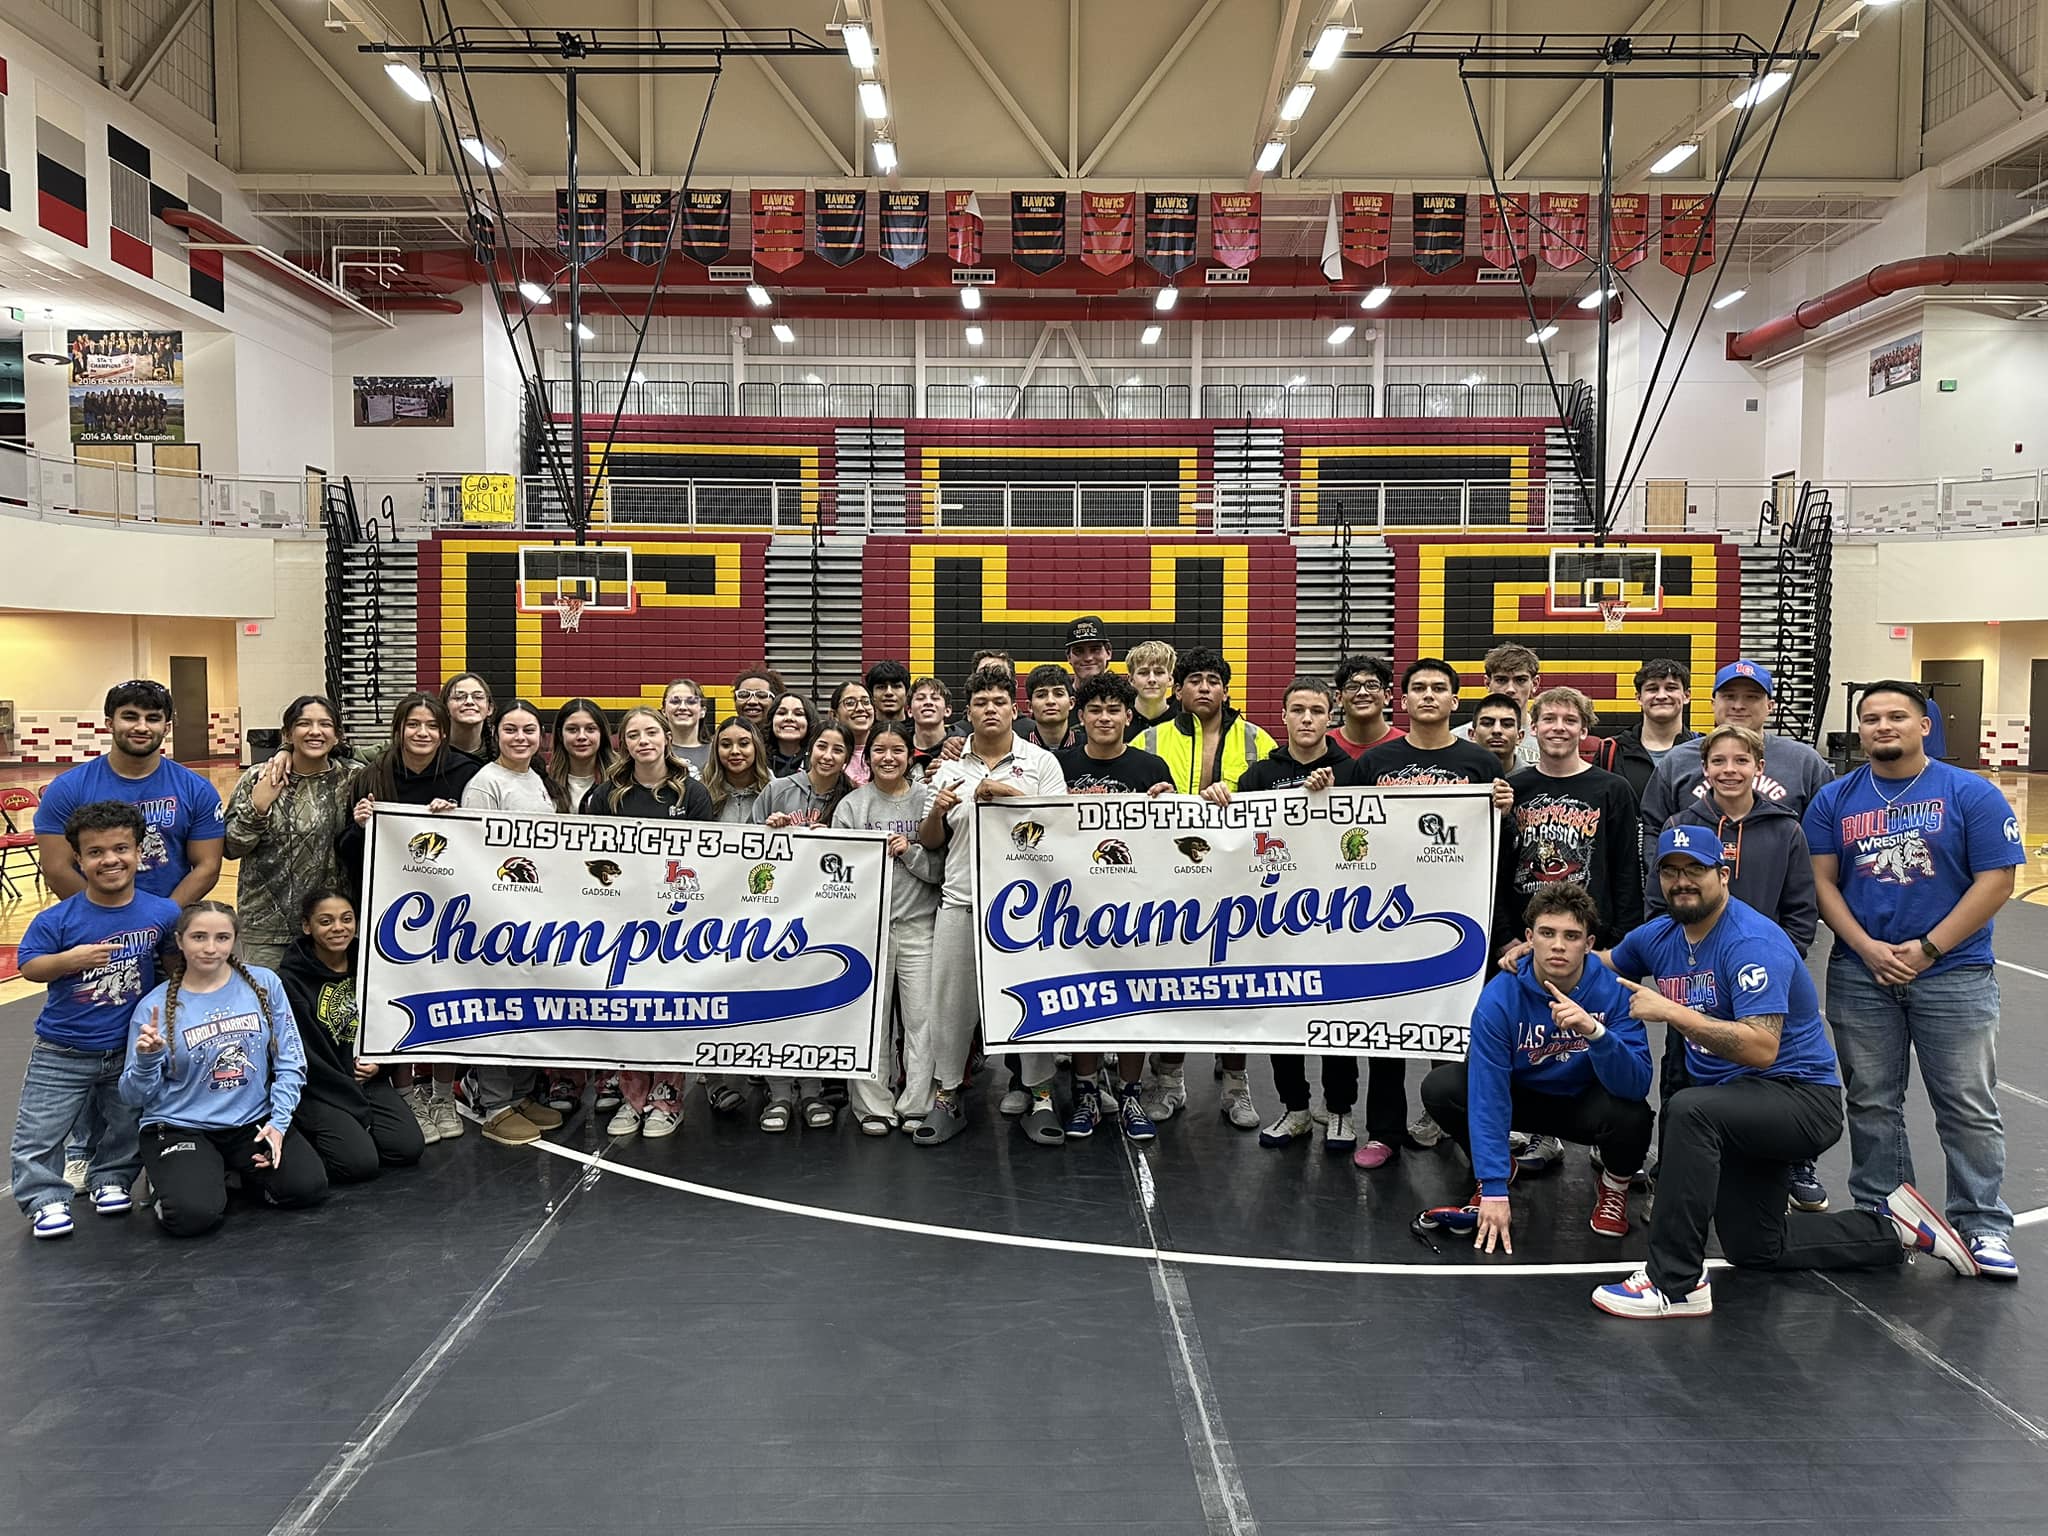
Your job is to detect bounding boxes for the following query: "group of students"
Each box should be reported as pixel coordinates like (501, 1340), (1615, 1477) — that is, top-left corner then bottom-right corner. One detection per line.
(9, 636), (2027, 1318)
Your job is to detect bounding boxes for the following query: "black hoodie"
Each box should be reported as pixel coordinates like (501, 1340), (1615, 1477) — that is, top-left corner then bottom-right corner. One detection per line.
(335, 751), (482, 902)
(1654, 795), (1819, 955)
(1235, 739), (1350, 792)
(278, 934), (376, 1121)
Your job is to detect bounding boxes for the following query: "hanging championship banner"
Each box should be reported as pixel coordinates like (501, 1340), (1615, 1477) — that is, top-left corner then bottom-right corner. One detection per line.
(749, 188), (806, 273)
(879, 190), (930, 269)
(359, 808), (891, 1075)
(1610, 193), (1650, 271)
(815, 189), (867, 267)
(947, 190), (985, 265)
(1144, 192), (1199, 278)
(974, 788), (1496, 1055)
(1480, 193), (1530, 269)
(555, 189), (607, 264)
(1011, 190), (1067, 274)
(1081, 191), (1135, 275)
(1341, 192), (1394, 268)
(469, 204), (497, 265)
(1538, 192), (1589, 269)
(1660, 194), (1716, 275)
(1210, 191), (1261, 268)
(619, 189), (675, 265)
(1411, 192), (1466, 274)
(674, 189), (730, 266)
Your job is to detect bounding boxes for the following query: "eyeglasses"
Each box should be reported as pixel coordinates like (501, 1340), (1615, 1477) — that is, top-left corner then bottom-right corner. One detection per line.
(447, 690), (489, 704)
(1339, 681), (1385, 696)
(735, 689), (774, 702)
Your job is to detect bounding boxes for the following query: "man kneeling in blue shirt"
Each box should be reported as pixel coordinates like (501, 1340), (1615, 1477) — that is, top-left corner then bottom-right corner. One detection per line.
(1418, 884), (1652, 1252)
(1590, 827), (1976, 1319)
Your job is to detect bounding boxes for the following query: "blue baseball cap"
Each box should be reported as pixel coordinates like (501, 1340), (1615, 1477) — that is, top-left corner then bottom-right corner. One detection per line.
(1654, 825), (1727, 868)
(1713, 659), (1774, 696)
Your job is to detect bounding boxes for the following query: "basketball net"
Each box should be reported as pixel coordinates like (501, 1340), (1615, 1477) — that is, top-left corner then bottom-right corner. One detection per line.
(556, 595), (585, 632)
(1598, 597), (1628, 633)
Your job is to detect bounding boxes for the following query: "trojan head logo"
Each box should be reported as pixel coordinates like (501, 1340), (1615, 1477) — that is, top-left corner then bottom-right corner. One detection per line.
(496, 857), (540, 885)
(1339, 828), (1372, 863)
(407, 831), (448, 861)
(747, 863), (777, 894)
(1011, 820), (1047, 851)
(819, 852), (853, 885)
(584, 860), (623, 887)
(1092, 839), (1133, 867)
(1418, 813), (1456, 847)
(1173, 836), (1212, 864)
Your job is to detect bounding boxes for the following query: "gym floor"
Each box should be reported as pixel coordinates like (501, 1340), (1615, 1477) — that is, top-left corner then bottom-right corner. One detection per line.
(2, 904), (2046, 1533)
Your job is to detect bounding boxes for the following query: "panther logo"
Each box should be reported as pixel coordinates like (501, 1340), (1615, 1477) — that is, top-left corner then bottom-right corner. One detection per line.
(495, 857), (539, 885)
(1092, 839), (1133, 866)
(584, 860), (623, 887)
(747, 863), (777, 894)
(1010, 820), (1047, 851)
(1339, 829), (1371, 862)
(819, 852), (852, 884)
(407, 831), (448, 861)
(1173, 836), (1211, 863)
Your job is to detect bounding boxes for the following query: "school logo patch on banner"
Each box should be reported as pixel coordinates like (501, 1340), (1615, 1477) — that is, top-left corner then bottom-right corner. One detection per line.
(1610, 193), (1650, 271)
(947, 190), (984, 264)
(1342, 192), (1394, 268)
(880, 190), (929, 269)
(676, 189), (730, 266)
(1479, 194), (1529, 270)
(1143, 192), (1198, 278)
(620, 189), (675, 265)
(1411, 192), (1466, 274)
(1081, 191), (1134, 275)
(556, 189), (607, 264)
(1538, 193), (1589, 269)
(1210, 192), (1260, 269)
(1660, 194), (1715, 275)
(1011, 191), (1067, 274)
(815, 189), (867, 267)
(749, 188), (805, 273)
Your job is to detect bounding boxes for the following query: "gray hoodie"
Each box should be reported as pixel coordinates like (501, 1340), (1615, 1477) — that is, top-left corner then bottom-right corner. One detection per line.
(833, 783), (942, 924)
(1639, 732), (1833, 847)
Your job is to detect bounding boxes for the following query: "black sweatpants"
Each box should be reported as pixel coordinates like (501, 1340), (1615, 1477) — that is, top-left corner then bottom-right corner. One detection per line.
(1363, 1057), (1409, 1146)
(141, 1121), (328, 1237)
(295, 1078), (427, 1184)
(1272, 1055), (1358, 1115)
(1648, 1076), (1904, 1295)
(1421, 1062), (1654, 1181)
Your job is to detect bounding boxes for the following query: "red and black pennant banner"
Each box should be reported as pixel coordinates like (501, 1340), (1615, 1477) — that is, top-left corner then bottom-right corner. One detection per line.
(469, 204), (497, 265)
(1081, 191), (1135, 274)
(556, 189), (607, 264)
(1411, 192), (1466, 274)
(750, 188), (805, 272)
(815, 189), (867, 267)
(1480, 193), (1530, 269)
(1538, 192), (1588, 269)
(947, 190), (984, 265)
(675, 189), (729, 266)
(619, 189), (673, 264)
(1609, 193), (1650, 270)
(1210, 191), (1260, 269)
(1011, 191), (1067, 274)
(1341, 192), (1393, 268)
(1143, 192), (1198, 278)
(880, 190), (929, 269)
(1660, 194), (1716, 275)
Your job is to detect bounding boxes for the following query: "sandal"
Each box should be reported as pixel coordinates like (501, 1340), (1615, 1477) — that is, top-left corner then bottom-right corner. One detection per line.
(858, 1113), (894, 1137)
(912, 1095), (968, 1146)
(706, 1081), (746, 1116)
(758, 1097), (794, 1133)
(801, 1096), (838, 1130)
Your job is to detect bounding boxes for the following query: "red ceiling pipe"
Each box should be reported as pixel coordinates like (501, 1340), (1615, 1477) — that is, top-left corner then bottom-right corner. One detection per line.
(514, 291), (1555, 322)
(1726, 253), (2048, 362)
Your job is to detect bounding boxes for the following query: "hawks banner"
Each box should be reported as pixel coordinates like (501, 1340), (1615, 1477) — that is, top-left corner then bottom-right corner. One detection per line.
(1660, 194), (1716, 275)
(749, 188), (805, 273)
(359, 807), (891, 1075)
(555, 188), (606, 263)
(1411, 192), (1466, 274)
(974, 787), (1496, 1055)
(1081, 191), (1134, 275)
(880, 190), (929, 269)
(1011, 190), (1067, 274)
(619, 189), (674, 265)
(1143, 192), (1198, 278)
(1210, 191), (1260, 268)
(947, 189), (984, 264)
(1538, 192), (1589, 269)
(816, 189), (867, 267)
(1610, 193), (1650, 270)
(1479, 193), (1530, 269)
(675, 189), (730, 265)
(1341, 192), (1394, 268)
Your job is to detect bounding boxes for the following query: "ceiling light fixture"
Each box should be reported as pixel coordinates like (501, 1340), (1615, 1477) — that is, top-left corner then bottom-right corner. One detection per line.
(1731, 70), (1791, 109)
(1141, 324), (1162, 345)
(1155, 287), (1178, 312)
(1287, 374), (1306, 387)
(1360, 284), (1393, 309)
(1576, 287), (1618, 310)
(459, 136), (503, 169)
(1327, 323), (1355, 344)
(1526, 325), (1559, 343)
(842, 22), (875, 69)
(385, 61), (432, 102)
(1280, 83), (1315, 121)
(859, 80), (888, 120)
(746, 284), (771, 308)
(517, 280), (550, 305)
(1712, 287), (1748, 310)
(961, 285), (982, 311)
(1254, 139), (1286, 173)
(1309, 24), (1348, 70)
(871, 138), (898, 172)
(771, 322), (795, 344)
(1650, 141), (1698, 174)
(965, 325), (984, 346)
(567, 321), (594, 340)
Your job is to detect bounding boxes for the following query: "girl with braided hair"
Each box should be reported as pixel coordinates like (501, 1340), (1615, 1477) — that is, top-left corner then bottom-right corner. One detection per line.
(120, 901), (328, 1236)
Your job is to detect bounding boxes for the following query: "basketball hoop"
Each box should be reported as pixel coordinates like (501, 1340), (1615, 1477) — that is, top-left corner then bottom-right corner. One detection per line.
(1598, 597), (1628, 633)
(556, 595), (585, 632)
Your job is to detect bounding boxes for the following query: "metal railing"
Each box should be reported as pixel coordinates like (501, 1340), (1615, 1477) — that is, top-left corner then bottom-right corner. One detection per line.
(0, 442), (326, 534)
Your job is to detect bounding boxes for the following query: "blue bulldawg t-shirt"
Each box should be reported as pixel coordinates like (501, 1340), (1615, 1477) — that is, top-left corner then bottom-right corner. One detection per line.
(19, 891), (183, 1051)
(33, 757), (226, 899)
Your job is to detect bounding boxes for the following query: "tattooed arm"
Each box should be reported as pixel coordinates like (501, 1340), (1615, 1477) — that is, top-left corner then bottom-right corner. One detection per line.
(1614, 978), (1785, 1068)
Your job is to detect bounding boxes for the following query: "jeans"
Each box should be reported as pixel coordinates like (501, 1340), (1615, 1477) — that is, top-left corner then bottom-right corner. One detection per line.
(1826, 957), (2011, 1239)
(10, 1041), (143, 1216)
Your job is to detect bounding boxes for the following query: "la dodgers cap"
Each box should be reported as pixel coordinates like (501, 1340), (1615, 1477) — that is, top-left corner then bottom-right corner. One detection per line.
(1654, 825), (1728, 868)
(1713, 659), (1774, 696)
(1065, 615), (1108, 649)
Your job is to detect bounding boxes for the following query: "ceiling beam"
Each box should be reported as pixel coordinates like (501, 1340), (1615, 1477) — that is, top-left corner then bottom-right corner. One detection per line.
(1068, 0), (1079, 176)
(1728, 32), (1856, 176)
(473, 0), (639, 173)
(1504, 0), (1672, 178)
(637, 0), (654, 175)
(1247, 0), (1305, 184)
(1293, 0), (1449, 175)
(117, 0), (208, 100)
(1079, 0), (1227, 177)
(697, 0), (854, 177)
(1930, 0), (2033, 112)
(922, 0), (1069, 176)
(248, 0), (425, 175)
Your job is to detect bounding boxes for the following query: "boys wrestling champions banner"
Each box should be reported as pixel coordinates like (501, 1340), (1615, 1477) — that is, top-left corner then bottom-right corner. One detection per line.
(974, 787), (1496, 1056)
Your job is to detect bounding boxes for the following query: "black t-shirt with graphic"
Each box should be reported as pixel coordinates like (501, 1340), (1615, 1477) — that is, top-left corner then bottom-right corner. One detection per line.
(1055, 745), (1173, 795)
(1339, 735), (1505, 788)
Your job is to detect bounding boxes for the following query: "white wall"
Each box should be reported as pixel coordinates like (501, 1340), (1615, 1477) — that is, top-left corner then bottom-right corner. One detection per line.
(332, 306), (519, 479)
(0, 514), (277, 615)
(236, 541), (326, 736)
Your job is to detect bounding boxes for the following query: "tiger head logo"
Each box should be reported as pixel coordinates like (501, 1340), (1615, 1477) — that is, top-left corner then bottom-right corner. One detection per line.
(407, 831), (448, 861)
(584, 859), (623, 887)
(495, 857), (539, 885)
(1092, 839), (1133, 867)
(747, 863), (777, 894)
(1173, 836), (1212, 864)
(1010, 820), (1047, 851)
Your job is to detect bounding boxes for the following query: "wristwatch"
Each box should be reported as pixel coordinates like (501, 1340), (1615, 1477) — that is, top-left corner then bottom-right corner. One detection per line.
(1918, 937), (1943, 963)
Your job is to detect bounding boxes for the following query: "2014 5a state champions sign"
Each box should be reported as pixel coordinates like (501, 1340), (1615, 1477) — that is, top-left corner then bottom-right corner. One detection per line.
(357, 807), (891, 1076)
(973, 787), (1495, 1057)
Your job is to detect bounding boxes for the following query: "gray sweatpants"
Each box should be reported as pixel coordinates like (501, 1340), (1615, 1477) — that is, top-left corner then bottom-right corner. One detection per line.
(931, 904), (1054, 1096)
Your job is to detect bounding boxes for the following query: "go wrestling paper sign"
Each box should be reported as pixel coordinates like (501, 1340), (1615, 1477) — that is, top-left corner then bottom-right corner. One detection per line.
(974, 787), (1496, 1057)
(358, 807), (891, 1077)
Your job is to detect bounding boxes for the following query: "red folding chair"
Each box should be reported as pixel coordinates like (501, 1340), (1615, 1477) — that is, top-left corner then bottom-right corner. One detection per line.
(0, 786), (45, 902)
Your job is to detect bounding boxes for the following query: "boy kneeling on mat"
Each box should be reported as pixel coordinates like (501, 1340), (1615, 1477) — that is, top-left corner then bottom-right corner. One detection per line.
(1415, 883), (1652, 1250)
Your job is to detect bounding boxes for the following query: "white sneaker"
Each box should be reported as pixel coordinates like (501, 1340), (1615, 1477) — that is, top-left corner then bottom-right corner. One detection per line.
(1142, 1069), (1187, 1123)
(1591, 1269), (1713, 1319)
(1881, 1181), (1978, 1277)
(1259, 1109), (1314, 1147)
(1323, 1111), (1359, 1154)
(1219, 1071), (1259, 1130)
(1408, 1112), (1446, 1149)
(642, 1085), (683, 1138)
(404, 1084), (443, 1145)
(606, 1102), (644, 1137)
(63, 1158), (90, 1195)
(429, 1093), (463, 1141)
(31, 1201), (73, 1239)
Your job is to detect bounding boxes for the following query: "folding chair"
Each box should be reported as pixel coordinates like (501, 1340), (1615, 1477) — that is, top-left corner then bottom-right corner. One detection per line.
(0, 786), (45, 902)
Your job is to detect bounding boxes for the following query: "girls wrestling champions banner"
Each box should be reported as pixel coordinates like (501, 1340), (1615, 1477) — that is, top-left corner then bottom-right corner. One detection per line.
(974, 787), (1496, 1056)
(358, 808), (891, 1077)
